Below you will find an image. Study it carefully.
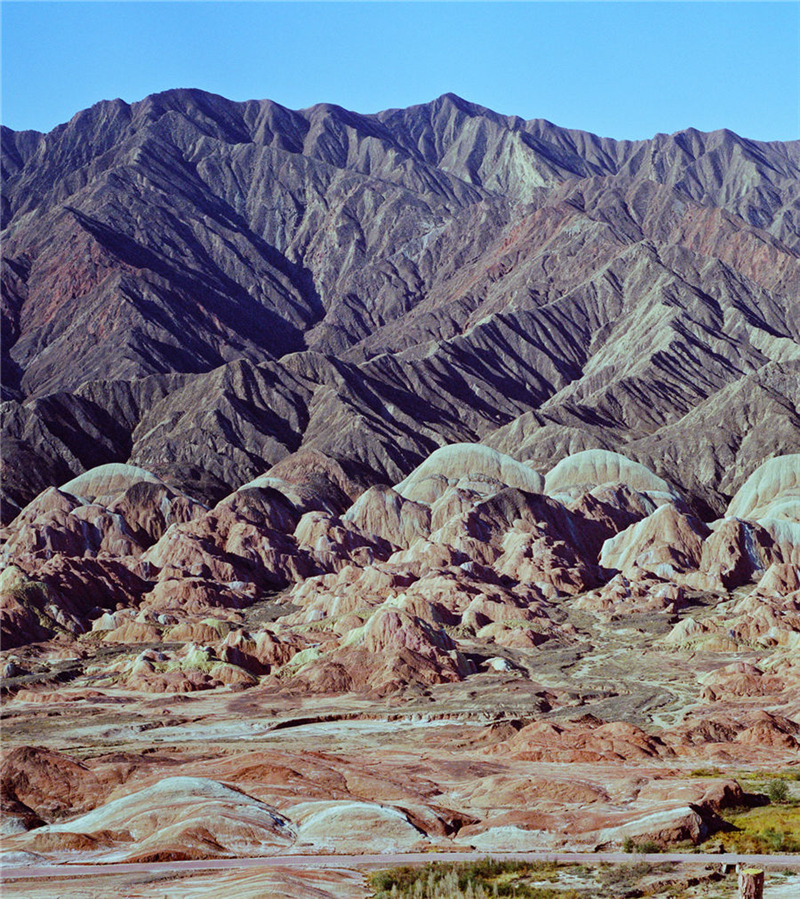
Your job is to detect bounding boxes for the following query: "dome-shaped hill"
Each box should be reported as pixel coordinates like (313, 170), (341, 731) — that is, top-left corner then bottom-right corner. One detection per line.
(545, 450), (677, 499)
(394, 443), (544, 503)
(32, 776), (295, 860)
(726, 454), (800, 521)
(61, 463), (163, 502)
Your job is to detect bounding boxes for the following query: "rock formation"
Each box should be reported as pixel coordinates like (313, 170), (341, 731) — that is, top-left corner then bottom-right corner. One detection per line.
(3, 91), (799, 520)
(1, 91), (799, 882)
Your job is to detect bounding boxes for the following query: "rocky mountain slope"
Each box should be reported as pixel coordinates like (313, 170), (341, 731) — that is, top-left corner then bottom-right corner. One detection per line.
(3, 90), (799, 521)
(2, 93), (799, 880)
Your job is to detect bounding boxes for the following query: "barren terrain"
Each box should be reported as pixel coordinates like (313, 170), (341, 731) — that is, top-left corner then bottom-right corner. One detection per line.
(1, 92), (799, 896)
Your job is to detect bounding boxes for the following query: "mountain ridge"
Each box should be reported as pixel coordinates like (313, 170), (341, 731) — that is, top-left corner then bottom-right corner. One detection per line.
(4, 91), (800, 884)
(2, 89), (799, 522)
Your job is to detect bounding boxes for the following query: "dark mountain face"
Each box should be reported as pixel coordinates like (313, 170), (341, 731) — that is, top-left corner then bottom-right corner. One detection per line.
(2, 89), (799, 521)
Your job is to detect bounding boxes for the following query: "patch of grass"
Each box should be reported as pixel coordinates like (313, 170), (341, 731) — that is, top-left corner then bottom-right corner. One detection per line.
(737, 769), (800, 783)
(623, 836), (662, 853)
(705, 804), (800, 853)
(369, 860), (584, 899)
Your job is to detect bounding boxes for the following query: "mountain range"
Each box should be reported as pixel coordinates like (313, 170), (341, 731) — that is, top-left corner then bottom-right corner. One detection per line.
(3, 92), (800, 882)
(3, 89), (800, 521)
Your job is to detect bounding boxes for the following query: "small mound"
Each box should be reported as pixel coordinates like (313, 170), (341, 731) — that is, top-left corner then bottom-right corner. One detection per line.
(487, 717), (672, 763)
(1, 746), (104, 821)
(455, 824), (559, 851)
(599, 504), (710, 578)
(459, 774), (608, 809)
(61, 463), (163, 502)
(545, 450), (676, 499)
(360, 607), (455, 657)
(29, 776), (295, 859)
(292, 800), (425, 852)
(597, 806), (712, 847)
(342, 485), (431, 548)
(726, 454), (800, 521)
(394, 443), (544, 503)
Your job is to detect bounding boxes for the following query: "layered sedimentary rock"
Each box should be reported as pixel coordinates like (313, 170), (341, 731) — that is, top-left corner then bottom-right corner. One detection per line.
(3, 91), (799, 520)
(2, 92), (800, 878)
(3, 448), (799, 700)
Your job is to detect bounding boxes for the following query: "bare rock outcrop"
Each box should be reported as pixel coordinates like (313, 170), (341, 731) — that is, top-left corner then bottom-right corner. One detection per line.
(6, 776), (296, 861)
(1, 746), (106, 821)
(394, 443), (545, 504)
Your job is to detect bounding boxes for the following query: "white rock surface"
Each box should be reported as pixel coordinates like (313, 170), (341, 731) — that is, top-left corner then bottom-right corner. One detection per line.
(395, 443), (544, 503)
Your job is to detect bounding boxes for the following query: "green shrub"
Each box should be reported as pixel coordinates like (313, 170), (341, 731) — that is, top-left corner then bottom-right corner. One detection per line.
(766, 779), (790, 803)
(622, 837), (660, 854)
(635, 840), (661, 854)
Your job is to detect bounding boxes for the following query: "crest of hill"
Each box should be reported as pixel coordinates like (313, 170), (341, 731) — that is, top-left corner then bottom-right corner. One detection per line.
(60, 463), (165, 502)
(545, 450), (678, 499)
(394, 443), (544, 503)
(726, 454), (800, 521)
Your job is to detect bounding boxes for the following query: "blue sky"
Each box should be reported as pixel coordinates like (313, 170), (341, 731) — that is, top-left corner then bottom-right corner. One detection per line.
(2, 2), (798, 141)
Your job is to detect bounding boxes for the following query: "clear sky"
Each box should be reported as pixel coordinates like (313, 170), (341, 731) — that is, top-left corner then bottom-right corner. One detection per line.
(2, 1), (798, 141)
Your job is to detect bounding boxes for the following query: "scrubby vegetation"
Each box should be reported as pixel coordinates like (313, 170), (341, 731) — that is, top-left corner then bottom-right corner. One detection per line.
(622, 837), (662, 854)
(689, 767), (800, 785)
(699, 769), (800, 853)
(689, 768), (724, 778)
(736, 769), (800, 792)
(368, 858), (707, 898)
(706, 804), (800, 853)
(766, 778), (790, 803)
(739, 769), (800, 782)
(369, 859), (582, 898)
(596, 861), (656, 889)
